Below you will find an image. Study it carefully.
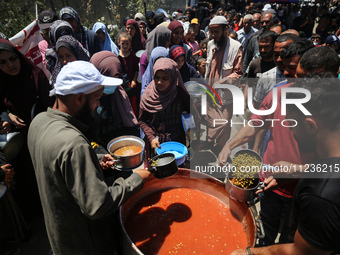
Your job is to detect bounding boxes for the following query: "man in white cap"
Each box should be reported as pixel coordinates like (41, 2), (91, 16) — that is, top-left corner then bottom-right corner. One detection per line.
(205, 15), (243, 152)
(28, 61), (151, 255)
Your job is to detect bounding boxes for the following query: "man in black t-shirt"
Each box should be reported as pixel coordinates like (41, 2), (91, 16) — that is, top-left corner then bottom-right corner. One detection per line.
(232, 77), (340, 254)
(247, 30), (277, 88)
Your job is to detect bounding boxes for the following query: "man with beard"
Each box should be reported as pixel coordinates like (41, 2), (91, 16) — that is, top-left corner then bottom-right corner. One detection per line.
(231, 77), (340, 255)
(27, 61), (151, 255)
(247, 30), (277, 87)
(204, 16), (243, 153)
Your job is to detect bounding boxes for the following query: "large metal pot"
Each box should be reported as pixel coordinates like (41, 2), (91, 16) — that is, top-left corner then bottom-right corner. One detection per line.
(225, 149), (273, 204)
(107, 136), (145, 170)
(119, 168), (260, 254)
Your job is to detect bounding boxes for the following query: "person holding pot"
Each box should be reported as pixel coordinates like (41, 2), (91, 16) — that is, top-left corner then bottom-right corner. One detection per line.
(139, 58), (200, 158)
(232, 77), (340, 255)
(28, 61), (151, 255)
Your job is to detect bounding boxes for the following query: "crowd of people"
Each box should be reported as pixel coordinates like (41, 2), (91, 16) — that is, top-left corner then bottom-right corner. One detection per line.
(1, 0), (340, 254)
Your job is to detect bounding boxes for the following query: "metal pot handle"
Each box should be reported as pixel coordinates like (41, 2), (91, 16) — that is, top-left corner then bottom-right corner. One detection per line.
(247, 182), (265, 206)
(255, 218), (265, 239)
(148, 166), (157, 174)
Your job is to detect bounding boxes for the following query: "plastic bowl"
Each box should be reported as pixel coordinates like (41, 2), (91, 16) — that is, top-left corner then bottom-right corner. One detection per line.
(156, 142), (188, 166)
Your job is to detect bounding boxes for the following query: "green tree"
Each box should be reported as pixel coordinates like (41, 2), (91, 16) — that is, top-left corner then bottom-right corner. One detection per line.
(0, 0), (46, 38)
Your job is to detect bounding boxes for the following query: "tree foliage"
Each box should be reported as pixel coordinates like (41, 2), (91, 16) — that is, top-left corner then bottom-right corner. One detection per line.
(0, 0), (46, 38)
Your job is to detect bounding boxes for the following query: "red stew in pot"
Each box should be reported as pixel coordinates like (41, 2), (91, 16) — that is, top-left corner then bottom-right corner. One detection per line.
(124, 188), (248, 254)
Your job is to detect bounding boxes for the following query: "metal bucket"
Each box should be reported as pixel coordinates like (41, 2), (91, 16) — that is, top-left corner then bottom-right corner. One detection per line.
(225, 149), (267, 204)
(119, 168), (260, 254)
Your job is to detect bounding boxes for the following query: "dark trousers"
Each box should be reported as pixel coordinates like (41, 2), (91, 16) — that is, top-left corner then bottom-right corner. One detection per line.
(258, 190), (293, 246)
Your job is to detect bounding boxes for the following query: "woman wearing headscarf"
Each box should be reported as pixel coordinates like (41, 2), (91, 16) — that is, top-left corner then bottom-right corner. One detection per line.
(0, 39), (54, 227)
(90, 51), (139, 146)
(0, 39), (53, 132)
(185, 8), (196, 22)
(168, 20), (195, 66)
(115, 16), (133, 45)
(139, 26), (171, 78)
(125, 19), (146, 53)
(50, 35), (90, 85)
(139, 58), (198, 156)
(46, 20), (74, 73)
(138, 20), (148, 40)
(156, 9), (171, 22)
(59, 6), (101, 56)
(146, 11), (156, 31)
(169, 45), (204, 83)
(153, 13), (167, 27)
(134, 13), (145, 22)
(92, 22), (119, 56)
(141, 46), (169, 97)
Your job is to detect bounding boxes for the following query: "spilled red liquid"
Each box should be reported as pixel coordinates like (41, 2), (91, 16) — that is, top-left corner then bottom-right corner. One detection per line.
(124, 188), (248, 254)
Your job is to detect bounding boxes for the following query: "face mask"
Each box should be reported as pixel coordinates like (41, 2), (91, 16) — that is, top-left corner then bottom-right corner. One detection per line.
(103, 85), (117, 95)
(313, 41), (319, 46)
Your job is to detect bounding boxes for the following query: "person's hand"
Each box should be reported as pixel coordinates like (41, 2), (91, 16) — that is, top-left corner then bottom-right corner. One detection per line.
(255, 176), (277, 194)
(8, 113), (26, 129)
(231, 249), (247, 255)
(272, 161), (303, 178)
(100, 154), (115, 170)
(3, 164), (14, 188)
(134, 168), (152, 182)
(0, 121), (11, 134)
(218, 144), (231, 166)
(130, 80), (137, 89)
(151, 138), (160, 150)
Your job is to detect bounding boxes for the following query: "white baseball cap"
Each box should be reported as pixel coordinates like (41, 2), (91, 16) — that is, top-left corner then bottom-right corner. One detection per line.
(50, 61), (122, 96)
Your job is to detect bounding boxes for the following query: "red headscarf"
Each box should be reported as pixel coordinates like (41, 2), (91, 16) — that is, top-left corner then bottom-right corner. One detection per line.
(168, 21), (184, 46)
(140, 58), (187, 113)
(126, 19), (146, 53)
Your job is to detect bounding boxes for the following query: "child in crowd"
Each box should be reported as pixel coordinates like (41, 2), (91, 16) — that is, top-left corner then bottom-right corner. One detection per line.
(229, 30), (238, 40)
(196, 57), (207, 77)
(198, 38), (208, 58)
(118, 32), (140, 116)
(186, 26), (200, 60)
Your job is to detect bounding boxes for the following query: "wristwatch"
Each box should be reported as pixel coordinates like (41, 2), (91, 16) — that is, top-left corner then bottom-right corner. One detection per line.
(246, 247), (251, 255)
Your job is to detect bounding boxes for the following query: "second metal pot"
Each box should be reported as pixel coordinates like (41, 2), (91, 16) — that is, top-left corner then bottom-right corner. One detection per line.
(107, 136), (145, 170)
(225, 149), (264, 203)
(148, 153), (178, 179)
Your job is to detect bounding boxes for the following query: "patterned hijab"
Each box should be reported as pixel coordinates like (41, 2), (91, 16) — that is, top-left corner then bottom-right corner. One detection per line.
(140, 58), (185, 113)
(90, 51), (138, 127)
(126, 19), (145, 53)
(59, 7), (88, 50)
(50, 35), (90, 85)
(141, 46), (169, 97)
(49, 20), (74, 46)
(92, 22), (119, 56)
